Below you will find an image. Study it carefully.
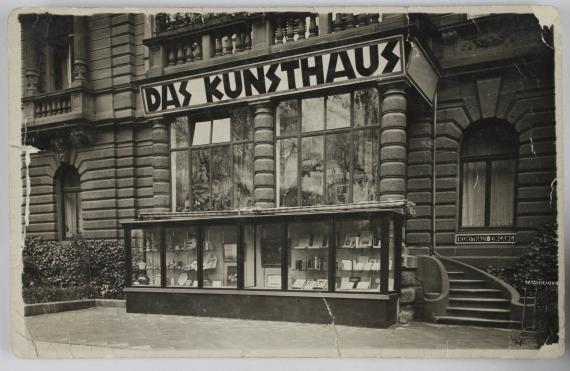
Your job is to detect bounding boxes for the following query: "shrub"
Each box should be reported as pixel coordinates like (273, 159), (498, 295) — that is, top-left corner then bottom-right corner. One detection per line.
(22, 236), (125, 303)
(486, 222), (559, 347)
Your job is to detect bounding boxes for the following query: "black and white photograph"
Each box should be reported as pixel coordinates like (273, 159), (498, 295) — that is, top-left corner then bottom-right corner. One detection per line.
(7, 5), (565, 360)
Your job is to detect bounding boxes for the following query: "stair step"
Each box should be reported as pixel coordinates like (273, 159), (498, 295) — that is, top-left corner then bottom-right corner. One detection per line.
(449, 288), (505, 298)
(447, 271), (465, 276)
(449, 279), (486, 288)
(447, 306), (511, 320)
(434, 315), (521, 328)
(449, 297), (510, 309)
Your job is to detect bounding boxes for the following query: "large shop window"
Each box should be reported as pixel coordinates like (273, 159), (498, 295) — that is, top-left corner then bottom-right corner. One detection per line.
(276, 88), (380, 207)
(460, 121), (517, 228)
(56, 164), (82, 240)
(170, 107), (254, 211)
(128, 212), (401, 293)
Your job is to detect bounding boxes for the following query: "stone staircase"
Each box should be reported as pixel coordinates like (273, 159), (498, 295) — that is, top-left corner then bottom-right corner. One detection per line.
(433, 261), (523, 329)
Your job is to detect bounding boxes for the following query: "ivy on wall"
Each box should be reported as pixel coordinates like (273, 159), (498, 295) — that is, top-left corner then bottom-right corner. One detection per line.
(22, 236), (125, 303)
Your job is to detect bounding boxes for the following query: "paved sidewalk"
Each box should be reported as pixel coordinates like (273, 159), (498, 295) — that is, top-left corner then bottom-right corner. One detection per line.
(22, 307), (538, 357)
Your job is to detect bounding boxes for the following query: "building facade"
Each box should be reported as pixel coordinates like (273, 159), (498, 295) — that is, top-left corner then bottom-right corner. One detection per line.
(20, 11), (557, 327)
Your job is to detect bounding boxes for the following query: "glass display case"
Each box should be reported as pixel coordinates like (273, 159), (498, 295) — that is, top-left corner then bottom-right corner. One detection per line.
(125, 207), (403, 295)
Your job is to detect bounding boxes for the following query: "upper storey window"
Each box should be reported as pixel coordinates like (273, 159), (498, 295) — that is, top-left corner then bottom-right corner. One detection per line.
(38, 16), (73, 93)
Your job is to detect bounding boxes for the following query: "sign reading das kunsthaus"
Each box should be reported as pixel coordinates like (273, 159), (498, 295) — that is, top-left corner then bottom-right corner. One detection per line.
(140, 36), (406, 116)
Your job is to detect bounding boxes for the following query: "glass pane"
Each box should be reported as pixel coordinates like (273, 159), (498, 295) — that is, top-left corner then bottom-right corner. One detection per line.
(352, 129), (379, 202)
(170, 116), (189, 148)
(326, 133), (350, 204)
(462, 122), (517, 158)
(211, 146), (232, 210)
(277, 100), (299, 136)
(354, 88), (380, 127)
(244, 223), (283, 289)
(301, 136), (324, 206)
(388, 220), (395, 291)
(234, 143), (254, 209)
(64, 192), (78, 238)
(166, 227), (198, 287)
(131, 228), (161, 287)
(192, 148), (210, 210)
(326, 94), (350, 129)
(231, 107), (252, 141)
(277, 138), (298, 207)
(490, 159), (516, 227)
(63, 168), (80, 189)
(301, 97), (324, 132)
(461, 161), (487, 227)
(288, 221), (330, 291)
(203, 225), (238, 288)
(212, 118), (231, 143)
(191, 121), (211, 145)
(171, 151), (190, 212)
(336, 219), (381, 292)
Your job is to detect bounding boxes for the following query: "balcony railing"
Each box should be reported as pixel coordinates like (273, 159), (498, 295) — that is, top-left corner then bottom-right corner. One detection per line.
(33, 92), (72, 117)
(145, 12), (403, 76)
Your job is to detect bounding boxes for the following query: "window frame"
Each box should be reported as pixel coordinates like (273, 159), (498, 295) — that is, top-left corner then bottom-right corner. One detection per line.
(458, 122), (518, 230)
(55, 164), (82, 241)
(169, 106), (254, 212)
(276, 88), (381, 207)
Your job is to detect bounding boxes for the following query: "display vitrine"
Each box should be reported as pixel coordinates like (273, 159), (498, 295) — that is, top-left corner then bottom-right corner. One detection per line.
(125, 206), (403, 294)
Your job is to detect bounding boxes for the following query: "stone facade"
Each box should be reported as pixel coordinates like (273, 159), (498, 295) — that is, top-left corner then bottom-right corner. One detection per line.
(20, 12), (556, 263)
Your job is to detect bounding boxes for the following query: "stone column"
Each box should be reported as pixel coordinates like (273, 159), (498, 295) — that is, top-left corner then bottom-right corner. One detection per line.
(72, 16), (88, 85)
(379, 85), (408, 201)
(19, 14), (39, 96)
(252, 101), (276, 209)
(151, 119), (170, 212)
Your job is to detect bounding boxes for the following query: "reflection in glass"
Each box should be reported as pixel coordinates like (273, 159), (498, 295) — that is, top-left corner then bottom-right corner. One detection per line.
(277, 138), (298, 207)
(326, 133), (350, 204)
(131, 228), (161, 287)
(326, 94), (350, 129)
(302, 97), (324, 132)
(288, 222), (329, 291)
(212, 118), (231, 143)
(352, 129), (379, 202)
(203, 225), (238, 288)
(231, 107), (253, 141)
(166, 227), (198, 287)
(301, 136), (324, 205)
(171, 150), (189, 212)
(335, 220), (381, 292)
(461, 161), (486, 227)
(244, 224), (283, 289)
(277, 100), (299, 136)
(191, 121), (211, 145)
(170, 116), (189, 148)
(234, 143), (254, 209)
(211, 146), (232, 210)
(354, 88), (380, 127)
(192, 148), (210, 210)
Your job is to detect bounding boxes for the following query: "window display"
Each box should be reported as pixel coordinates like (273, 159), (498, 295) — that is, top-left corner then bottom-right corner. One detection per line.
(131, 228), (161, 287)
(203, 225), (238, 288)
(244, 223), (283, 289)
(335, 219), (381, 292)
(165, 226), (198, 287)
(126, 210), (402, 294)
(288, 221), (330, 291)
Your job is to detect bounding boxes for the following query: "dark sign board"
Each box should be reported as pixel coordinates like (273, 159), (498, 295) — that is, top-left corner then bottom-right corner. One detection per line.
(455, 233), (516, 244)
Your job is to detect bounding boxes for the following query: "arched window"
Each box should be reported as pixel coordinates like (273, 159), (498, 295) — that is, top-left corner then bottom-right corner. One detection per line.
(56, 164), (81, 239)
(460, 120), (517, 228)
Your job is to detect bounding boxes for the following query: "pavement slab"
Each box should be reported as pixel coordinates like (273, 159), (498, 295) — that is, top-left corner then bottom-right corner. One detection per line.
(21, 307), (539, 358)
